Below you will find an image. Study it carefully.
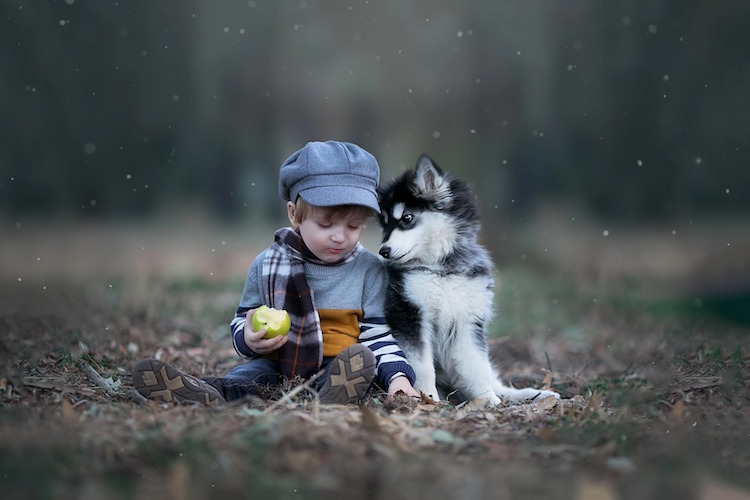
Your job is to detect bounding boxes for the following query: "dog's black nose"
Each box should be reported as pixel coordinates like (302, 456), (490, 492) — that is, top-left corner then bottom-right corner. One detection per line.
(379, 246), (390, 259)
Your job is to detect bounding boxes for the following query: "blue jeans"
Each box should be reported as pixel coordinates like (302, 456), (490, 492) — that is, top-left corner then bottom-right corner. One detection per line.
(203, 357), (334, 401)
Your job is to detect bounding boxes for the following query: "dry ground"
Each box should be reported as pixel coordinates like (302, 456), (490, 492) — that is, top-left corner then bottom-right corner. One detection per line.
(1, 209), (749, 499)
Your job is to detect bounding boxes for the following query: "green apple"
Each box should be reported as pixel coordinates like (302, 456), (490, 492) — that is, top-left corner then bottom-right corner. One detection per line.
(251, 305), (291, 339)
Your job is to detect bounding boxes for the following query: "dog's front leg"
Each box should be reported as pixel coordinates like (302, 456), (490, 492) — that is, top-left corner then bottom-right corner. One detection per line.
(407, 342), (440, 402)
(448, 329), (502, 406)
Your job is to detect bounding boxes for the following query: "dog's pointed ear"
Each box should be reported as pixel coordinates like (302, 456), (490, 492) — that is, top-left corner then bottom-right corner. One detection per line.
(415, 155), (443, 190)
(413, 155), (451, 207)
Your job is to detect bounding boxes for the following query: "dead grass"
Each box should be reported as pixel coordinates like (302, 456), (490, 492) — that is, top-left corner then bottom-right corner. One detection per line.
(1, 215), (749, 499)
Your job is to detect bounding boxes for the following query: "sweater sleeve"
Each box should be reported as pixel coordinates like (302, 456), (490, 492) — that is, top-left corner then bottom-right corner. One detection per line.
(230, 252), (266, 359)
(358, 255), (416, 389)
(359, 317), (416, 389)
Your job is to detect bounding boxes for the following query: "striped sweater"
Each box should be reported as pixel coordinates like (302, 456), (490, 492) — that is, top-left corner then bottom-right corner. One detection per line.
(230, 246), (416, 390)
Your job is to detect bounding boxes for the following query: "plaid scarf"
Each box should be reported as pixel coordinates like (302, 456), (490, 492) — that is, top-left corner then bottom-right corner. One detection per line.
(262, 227), (361, 379)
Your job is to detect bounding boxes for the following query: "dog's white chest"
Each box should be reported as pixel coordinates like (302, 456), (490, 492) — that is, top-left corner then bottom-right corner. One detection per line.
(402, 271), (493, 321)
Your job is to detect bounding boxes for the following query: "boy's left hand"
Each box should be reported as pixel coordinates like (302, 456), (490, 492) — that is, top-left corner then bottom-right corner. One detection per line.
(387, 375), (420, 399)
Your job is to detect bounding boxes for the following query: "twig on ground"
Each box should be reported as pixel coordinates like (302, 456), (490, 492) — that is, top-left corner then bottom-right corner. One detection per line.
(264, 368), (326, 414)
(78, 360), (118, 397)
(82, 350), (104, 373)
(679, 376), (723, 392)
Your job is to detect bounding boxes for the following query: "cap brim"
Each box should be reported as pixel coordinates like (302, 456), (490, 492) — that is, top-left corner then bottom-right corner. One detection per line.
(298, 185), (380, 214)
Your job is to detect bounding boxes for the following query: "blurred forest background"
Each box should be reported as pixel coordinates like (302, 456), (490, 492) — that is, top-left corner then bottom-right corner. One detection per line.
(3, 0), (748, 226)
(2, 4), (750, 497)
(3, 0), (750, 321)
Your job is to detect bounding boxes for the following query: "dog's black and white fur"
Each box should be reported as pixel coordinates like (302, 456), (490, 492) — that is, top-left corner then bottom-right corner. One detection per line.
(377, 155), (559, 405)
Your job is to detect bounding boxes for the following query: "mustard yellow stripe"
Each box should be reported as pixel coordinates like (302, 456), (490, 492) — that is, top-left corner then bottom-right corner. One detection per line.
(318, 309), (362, 357)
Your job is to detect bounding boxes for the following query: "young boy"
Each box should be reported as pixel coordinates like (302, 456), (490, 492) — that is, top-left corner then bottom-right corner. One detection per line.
(133, 140), (419, 405)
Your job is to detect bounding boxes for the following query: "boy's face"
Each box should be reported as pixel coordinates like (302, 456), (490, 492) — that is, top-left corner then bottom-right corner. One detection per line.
(287, 202), (366, 263)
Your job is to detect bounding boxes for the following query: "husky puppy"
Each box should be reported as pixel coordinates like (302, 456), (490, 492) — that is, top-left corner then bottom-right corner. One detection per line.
(377, 155), (559, 405)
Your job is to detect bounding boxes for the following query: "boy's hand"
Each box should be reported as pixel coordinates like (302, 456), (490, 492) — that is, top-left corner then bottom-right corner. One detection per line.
(387, 375), (420, 399)
(244, 309), (288, 354)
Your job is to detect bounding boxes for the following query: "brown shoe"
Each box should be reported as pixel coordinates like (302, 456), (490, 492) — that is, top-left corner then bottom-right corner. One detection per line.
(132, 358), (225, 406)
(318, 345), (375, 404)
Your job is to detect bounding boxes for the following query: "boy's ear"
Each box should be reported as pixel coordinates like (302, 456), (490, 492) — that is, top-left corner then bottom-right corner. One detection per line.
(286, 201), (299, 228)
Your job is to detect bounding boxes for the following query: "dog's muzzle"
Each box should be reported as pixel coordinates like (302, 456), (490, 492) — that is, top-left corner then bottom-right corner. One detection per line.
(378, 246), (391, 259)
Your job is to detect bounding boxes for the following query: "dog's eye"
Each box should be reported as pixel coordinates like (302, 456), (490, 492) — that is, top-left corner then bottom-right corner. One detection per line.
(402, 213), (413, 225)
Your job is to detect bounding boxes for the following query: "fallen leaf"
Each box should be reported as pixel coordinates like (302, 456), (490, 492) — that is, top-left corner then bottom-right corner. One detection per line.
(669, 397), (685, 423)
(536, 395), (558, 413)
(578, 392), (603, 424)
(541, 369), (554, 390)
(462, 398), (493, 411)
(61, 396), (76, 421)
(419, 391), (436, 405)
(361, 405), (381, 433)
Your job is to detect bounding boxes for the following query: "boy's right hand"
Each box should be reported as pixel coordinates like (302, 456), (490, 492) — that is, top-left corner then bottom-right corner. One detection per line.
(244, 309), (288, 354)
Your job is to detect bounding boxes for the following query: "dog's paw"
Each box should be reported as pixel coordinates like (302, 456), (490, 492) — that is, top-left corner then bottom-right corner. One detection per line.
(496, 386), (557, 403)
(532, 390), (561, 401)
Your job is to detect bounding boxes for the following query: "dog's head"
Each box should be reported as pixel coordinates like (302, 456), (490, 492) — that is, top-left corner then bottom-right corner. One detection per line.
(377, 155), (480, 267)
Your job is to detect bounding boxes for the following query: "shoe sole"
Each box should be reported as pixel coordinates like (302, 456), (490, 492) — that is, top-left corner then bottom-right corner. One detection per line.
(132, 359), (224, 406)
(318, 345), (375, 404)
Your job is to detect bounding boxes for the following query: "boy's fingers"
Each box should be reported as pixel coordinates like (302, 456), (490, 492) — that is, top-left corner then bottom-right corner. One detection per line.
(270, 335), (287, 346)
(252, 333), (287, 351)
(247, 326), (270, 341)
